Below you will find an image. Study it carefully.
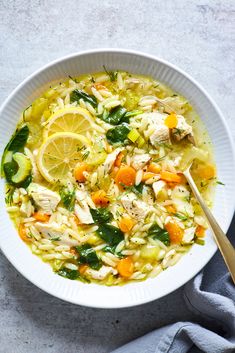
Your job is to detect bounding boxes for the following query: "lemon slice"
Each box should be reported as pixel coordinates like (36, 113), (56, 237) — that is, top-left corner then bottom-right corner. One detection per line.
(43, 107), (94, 138)
(37, 132), (89, 183)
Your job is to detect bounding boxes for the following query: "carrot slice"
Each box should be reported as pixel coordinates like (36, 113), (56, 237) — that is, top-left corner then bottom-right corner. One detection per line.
(94, 83), (106, 90)
(148, 163), (161, 174)
(79, 264), (88, 275)
(160, 171), (181, 183)
(196, 225), (206, 238)
(19, 223), (31, 242)
(115, 166), (136, 188)
(33, 212), (50, 222)
(164, 113), (178, 128)
(117, 257), (134, 278)
(91, 190), (110, 206)
(165, 221), (184, 244)
(142, 172), (157, 182)
(69, 248), (77, 256)
(74, 163), (88, 182)
(114, 151), (124, 168)
(119, 216), (135, 233)
(165, 205), (176, 214)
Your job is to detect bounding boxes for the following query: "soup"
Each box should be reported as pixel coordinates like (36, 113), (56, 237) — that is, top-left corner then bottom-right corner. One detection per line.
(2, 70), (217, 285)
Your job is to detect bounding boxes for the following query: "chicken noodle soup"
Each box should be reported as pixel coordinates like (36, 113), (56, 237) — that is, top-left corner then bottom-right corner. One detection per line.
(2, 70), (217, 284)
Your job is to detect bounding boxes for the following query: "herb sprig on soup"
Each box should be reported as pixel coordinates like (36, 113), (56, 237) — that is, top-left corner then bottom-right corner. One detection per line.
(2, 70), (217, 284)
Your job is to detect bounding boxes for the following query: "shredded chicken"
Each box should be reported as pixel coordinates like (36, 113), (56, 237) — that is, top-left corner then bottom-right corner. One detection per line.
(132, 154), (151, 170)
(172, 115), (193, 141)
(103, 148), (123, 173)
(152, 180), (166, 198)
(28, 183), (60, 214)
(121, 192), (150, 221)
(75, 190), (94, 224)
(34, 222), (79, 246)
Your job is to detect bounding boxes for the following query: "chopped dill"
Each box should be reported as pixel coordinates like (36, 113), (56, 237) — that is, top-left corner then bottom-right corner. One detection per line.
(82, 150), (90, 160)
(153, 156), (165, 163)
(103, 65), (118, 81)
(68, 75), (78, 83)
(216, 180), (225, 186)
(5, 187), (15, 205)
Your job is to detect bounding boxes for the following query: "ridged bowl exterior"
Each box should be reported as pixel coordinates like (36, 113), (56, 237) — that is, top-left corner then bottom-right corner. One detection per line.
(0, 49), (234, 308)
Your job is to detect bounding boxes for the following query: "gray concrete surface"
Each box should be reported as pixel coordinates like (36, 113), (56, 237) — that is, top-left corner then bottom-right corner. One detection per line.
(0, 1), (234, 352)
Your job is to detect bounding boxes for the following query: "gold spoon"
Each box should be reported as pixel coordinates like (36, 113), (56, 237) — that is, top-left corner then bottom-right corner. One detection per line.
(183, 163), (235, 284)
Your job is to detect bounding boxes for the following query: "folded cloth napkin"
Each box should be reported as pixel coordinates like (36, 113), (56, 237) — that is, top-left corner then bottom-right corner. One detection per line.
(111, 260), (235, 353)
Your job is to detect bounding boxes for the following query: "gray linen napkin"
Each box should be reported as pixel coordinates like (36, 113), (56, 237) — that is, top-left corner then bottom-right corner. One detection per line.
(111, 260), (235, 353)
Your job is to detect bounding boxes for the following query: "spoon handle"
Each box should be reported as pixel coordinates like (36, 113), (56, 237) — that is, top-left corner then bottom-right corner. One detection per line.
(184, 169), (235, 284)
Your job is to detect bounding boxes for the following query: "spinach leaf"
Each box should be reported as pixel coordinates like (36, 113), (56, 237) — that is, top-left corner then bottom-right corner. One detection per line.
(96, 224), (124, 246)
(90, 207), (113, 224)
(59, 186), (76, 211)
(174, 212), (189, 221)
(106, 123), (131, 145)
(102, 245), (124, 258)
(100, 106), (127, 125)
(70, 89), (97, 108)
(134, 182), (144, 194)
(148, 223), (170, 246)
(122, 182), (144, 195)
(57, 267), (80, 280)
(76, 244), (102, 270)
(7, 125), (29, 152)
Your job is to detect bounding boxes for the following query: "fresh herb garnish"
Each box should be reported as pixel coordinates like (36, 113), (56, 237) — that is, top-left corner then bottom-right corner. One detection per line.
(96, 224), (124, 246)
(51, 236), (61, 241)
(59, 186), (76, 211)
(200, 181), (208, 188)
(216, 180), (225, 186)
(76, 244), (102, 270)
(121, 182), (144, 195)
(82, 150), (90, 160)
(124, 110), (143, 118)
(57, 267), (80, 280)
(153, 156), (165, 163)
(5, 187), (15, 205)
(106, 123), (131, 145)
(68, 75), (79, 83)
(103, 65), (118, 81)
(22, 105), (32, 121)
(90, 207), (113, 224)
(174, 212), (189, 221)
(173, 128), (183, 137)
(148, 223), (170, 246)
(70, 89), (97, 108)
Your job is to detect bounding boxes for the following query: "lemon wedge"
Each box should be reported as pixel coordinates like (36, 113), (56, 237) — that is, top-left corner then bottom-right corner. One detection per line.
(43, 107), (94, 138)
(37, 132), (89, 183)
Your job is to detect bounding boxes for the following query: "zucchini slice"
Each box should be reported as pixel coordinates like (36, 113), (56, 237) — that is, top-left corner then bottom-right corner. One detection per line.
(11, 152), (32, 184)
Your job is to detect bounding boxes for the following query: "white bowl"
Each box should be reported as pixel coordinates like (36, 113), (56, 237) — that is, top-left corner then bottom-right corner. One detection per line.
(0, 49), (234, 308)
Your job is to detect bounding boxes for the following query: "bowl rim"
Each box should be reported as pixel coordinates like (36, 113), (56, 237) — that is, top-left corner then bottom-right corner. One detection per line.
(0, 48), (235, 308)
